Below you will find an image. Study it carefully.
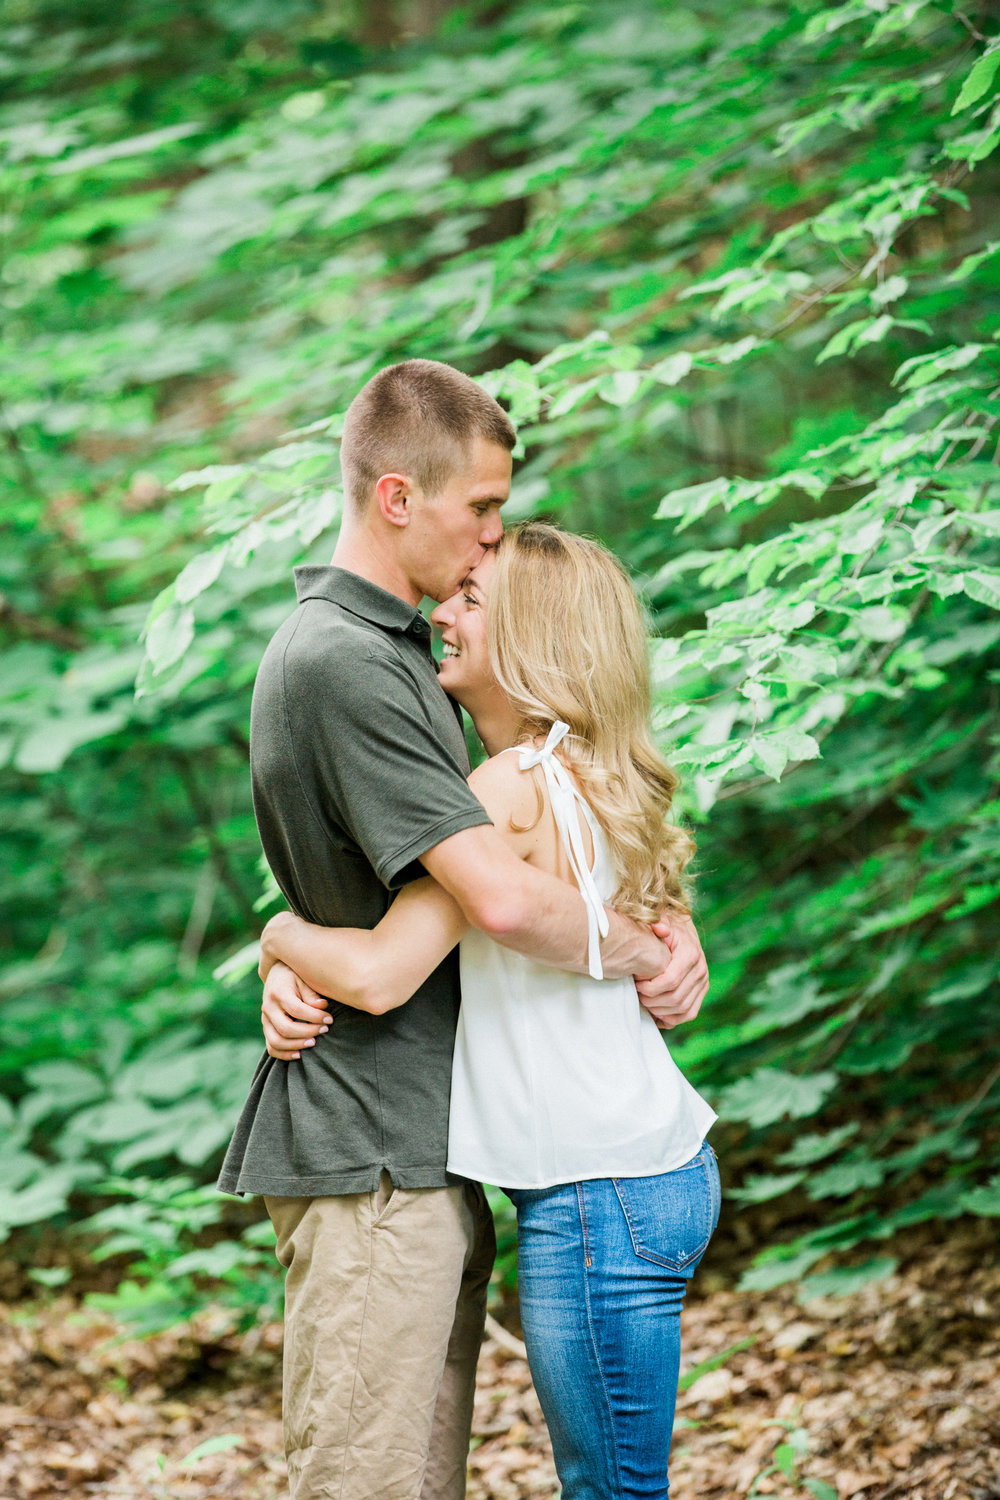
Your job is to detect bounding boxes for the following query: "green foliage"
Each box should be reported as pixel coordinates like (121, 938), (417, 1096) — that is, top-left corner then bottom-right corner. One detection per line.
(2, 0), (999, 1318)
(80, 1176), (279, 1335)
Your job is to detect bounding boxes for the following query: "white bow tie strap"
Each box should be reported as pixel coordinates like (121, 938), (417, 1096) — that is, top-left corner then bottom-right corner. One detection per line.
(518, 721), (609, 981)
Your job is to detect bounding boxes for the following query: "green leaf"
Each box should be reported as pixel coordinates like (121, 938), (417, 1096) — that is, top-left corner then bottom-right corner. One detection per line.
(774, 1443), (798, 1479)
(963, 570), (1000, 611)
(597, 370), (643, 406)
(650, 352), (693, 386)
(808, 1158), (886, 1199)
(925, 961), (997, 1007)
(739, 1246), (827, 1293)
(144, 602), (196, 674)
(0, 1166), (92, 1232)
(717, 1068), (838, 1128)
(23, 1060), (106, 1107)
(655, 478), (730, 524)
(959, 1175), (1000, 1216)
(894, 343), (984, 389)
(751, 728), (821, 781)
(948, 240), (1000, 282)
(804, 1480), (839, 1500)
(181, 1435), (244, 1466)
(798, 1256), (898, 1302)
(952, 43), (1000, 114)
(49, 122), (204, 176)
(678, 1338), (756, 1391)
(175, 547), (228, 605)
(777, 1124), (860, 1166)
(28, 1266), (72, 1288)
(728, 1172), (806, 1204)
(14, 711), (129, 775)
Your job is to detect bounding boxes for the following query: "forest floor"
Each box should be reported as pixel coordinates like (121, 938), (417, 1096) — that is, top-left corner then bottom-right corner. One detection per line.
(0, 1221), (997, 1500)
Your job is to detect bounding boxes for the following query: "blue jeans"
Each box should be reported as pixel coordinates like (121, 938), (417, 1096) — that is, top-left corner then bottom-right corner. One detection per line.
(504, 1141), (721, 1500)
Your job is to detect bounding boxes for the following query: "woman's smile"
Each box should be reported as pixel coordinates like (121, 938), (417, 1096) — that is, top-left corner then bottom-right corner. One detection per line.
(431, 548), (497, 699)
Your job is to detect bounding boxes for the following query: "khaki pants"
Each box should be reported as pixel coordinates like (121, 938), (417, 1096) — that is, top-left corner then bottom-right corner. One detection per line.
(265, 1176), (496, 1500)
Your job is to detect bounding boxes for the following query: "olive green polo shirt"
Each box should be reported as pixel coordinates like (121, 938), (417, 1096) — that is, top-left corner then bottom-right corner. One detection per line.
(217, 565), (492, 1198)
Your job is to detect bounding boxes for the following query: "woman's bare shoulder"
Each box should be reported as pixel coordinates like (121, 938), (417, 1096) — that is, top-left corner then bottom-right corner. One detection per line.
(468, 750), (544, 833)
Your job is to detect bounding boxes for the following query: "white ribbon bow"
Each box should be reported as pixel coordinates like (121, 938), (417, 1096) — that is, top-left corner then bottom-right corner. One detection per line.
(519, 722), (609, 980)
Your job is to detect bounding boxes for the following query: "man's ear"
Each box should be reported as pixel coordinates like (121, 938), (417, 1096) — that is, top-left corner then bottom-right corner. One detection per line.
(374, 472), (414, 528)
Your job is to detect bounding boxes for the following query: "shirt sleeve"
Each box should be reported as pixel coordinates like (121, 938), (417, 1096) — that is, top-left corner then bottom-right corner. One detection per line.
(282, 631), (492, 890)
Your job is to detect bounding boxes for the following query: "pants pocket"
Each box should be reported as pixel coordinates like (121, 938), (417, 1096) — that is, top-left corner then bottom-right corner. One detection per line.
(612, 1143), (719, 1274)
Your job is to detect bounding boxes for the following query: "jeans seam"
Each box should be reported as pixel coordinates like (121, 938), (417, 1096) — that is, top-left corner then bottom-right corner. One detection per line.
(575, 1180), (593, 1268)
(575, 1181), (626, 1497)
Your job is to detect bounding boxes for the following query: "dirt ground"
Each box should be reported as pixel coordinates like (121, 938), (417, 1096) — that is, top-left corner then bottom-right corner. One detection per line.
(0, 1223), (997, 1500)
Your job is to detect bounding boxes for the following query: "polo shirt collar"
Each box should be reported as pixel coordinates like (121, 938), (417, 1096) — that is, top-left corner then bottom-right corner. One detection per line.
(294, 565), (432, 642)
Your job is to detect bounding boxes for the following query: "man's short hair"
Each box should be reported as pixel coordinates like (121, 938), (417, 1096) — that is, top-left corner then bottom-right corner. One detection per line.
(340, 359), (516, 511)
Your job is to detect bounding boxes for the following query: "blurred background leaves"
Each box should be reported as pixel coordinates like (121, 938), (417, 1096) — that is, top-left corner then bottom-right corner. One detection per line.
(1, 0), (998, 1329)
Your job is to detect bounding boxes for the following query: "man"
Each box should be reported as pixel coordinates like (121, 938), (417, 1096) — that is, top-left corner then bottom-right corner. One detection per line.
(218, 359), (708, 1500)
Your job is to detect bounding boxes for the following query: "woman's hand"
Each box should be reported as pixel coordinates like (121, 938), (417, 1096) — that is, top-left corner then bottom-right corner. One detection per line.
(634, 915), (709, 1029)
(261, 961), (331, 1061)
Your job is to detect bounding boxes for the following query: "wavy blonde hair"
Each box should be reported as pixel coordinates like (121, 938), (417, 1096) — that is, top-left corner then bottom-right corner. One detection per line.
(488, 522), (694, 921)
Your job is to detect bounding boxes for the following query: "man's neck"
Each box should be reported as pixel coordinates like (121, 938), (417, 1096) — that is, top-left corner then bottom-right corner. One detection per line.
(331, 527), (422, 608)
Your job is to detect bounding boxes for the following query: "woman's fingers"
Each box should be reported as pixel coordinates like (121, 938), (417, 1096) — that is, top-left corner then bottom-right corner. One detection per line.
(262, 1003), (328, 1040)
(262, 962), (331, 1023)
(260, 962), (330, 1058)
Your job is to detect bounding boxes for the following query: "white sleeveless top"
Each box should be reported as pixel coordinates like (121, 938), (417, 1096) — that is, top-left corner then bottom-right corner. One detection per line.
(446, 722), (717, 1189)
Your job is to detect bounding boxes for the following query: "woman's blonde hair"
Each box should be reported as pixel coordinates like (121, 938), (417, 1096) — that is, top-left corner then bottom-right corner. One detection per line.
(488, 522), (694, 921)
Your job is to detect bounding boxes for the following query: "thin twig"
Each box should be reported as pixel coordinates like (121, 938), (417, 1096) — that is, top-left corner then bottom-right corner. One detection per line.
(483, 1311), (528, 1360)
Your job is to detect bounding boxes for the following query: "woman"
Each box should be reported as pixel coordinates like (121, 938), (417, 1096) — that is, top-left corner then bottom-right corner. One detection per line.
(260, 523), (719, 1499)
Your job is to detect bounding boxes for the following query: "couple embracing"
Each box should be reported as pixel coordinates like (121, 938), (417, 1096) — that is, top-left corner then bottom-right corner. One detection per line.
(218, 359), (719, 1500)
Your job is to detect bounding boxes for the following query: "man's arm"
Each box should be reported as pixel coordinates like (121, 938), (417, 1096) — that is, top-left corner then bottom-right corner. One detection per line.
(419, 753), (667, 981)
(418, 822), (665, 980)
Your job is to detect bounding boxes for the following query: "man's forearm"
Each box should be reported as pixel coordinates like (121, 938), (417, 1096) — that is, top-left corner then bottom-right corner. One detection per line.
(423, 832), (663, 979)
(487, 876), (663, 980)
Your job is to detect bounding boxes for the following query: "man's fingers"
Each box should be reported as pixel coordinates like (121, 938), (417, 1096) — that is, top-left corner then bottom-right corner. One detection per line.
(636, 960), (707, 1003)
(638, 966), (708, 1028)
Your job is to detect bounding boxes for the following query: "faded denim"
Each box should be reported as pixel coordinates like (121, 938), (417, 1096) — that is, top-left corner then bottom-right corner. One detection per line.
(505, 1141), (721, 1499)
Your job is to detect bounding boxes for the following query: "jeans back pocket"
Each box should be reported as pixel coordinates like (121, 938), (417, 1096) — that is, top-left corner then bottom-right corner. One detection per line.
(612, 1143), (720, 1274)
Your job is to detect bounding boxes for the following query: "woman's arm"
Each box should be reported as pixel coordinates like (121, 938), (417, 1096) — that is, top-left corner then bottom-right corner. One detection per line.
(260, 876), (468, 1016)
(259, 752), (545, 1058)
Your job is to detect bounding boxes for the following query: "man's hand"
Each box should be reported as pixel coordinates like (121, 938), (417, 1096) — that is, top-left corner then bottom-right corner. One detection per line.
(261, 961), (331, 1061)
(635, 915), (708, 1030)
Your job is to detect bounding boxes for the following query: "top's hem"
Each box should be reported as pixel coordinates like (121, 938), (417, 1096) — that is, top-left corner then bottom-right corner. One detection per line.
(449, 1115), (718, 1193)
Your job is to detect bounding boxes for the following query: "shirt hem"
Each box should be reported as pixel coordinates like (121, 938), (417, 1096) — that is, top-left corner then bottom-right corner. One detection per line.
(216, 1162), (466, 1198)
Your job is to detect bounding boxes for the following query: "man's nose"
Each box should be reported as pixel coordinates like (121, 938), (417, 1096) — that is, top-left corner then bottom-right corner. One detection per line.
(481, 512), (503, 546)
